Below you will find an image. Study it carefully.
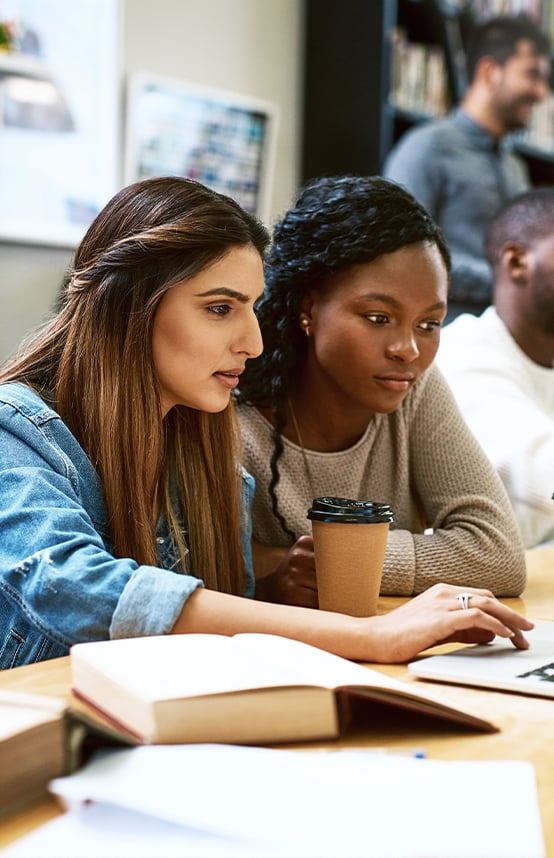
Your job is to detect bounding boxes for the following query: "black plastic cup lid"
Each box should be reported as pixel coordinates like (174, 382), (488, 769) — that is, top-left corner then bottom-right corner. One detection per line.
(307, 496), (394, 524)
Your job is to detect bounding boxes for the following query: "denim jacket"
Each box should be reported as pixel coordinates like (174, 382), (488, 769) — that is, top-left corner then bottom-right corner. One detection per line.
(0, 383), (255, 669)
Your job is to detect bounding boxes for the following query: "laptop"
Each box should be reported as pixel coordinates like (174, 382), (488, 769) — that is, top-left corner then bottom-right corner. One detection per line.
(408, 620), (554, 699)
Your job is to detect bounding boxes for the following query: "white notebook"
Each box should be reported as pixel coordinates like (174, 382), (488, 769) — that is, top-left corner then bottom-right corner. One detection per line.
(409, 620), (554, 697)
(2, 744), (546, 857)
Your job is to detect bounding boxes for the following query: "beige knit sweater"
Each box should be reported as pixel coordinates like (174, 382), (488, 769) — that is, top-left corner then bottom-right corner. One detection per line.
(236, 365), (526, 597)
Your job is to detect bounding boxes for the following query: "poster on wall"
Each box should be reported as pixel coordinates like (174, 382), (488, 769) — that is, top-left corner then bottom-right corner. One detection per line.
(125, 73), (279, 225)
(0, 0), (120, 247)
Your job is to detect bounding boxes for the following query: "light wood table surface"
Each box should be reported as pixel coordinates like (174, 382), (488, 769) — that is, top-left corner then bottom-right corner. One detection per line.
(1, 545), (553, 852)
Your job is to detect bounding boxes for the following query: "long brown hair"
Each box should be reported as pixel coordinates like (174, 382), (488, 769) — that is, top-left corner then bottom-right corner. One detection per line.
(1, 177), (269, 594)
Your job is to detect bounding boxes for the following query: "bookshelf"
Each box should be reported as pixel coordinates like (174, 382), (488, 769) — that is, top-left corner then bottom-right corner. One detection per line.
(301, 0), (554, 185)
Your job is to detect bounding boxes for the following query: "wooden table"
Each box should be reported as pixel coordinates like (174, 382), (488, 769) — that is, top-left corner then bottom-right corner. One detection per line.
(1, 545), (553, 852)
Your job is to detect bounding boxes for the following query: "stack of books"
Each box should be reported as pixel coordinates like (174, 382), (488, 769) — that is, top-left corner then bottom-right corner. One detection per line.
(0, 691), (66, 820)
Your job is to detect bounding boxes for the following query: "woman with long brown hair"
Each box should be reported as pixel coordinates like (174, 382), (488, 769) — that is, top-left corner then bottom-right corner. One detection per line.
(0, 176), (532, 669)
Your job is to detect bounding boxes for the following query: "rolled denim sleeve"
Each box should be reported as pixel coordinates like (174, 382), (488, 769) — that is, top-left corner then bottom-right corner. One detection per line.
(0, 385), (206, 663)
(111, 565), (203, 639)
(0, 464), (204, 650)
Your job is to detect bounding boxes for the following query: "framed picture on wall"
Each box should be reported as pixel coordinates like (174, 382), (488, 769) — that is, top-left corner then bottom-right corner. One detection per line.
(124, 73), (279, 225)
(0, 0), (120, 247)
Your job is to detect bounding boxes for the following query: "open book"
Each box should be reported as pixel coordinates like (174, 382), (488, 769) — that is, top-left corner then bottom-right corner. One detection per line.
(70, 633), (497, 744)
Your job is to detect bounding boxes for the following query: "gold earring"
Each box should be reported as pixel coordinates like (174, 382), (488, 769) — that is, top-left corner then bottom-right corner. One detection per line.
(299, 313), (312, 336)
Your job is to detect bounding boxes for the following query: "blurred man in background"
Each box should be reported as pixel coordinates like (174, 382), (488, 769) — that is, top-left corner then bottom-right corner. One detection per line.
(384, 14), (551, 321)
(437, 187), (554, 547)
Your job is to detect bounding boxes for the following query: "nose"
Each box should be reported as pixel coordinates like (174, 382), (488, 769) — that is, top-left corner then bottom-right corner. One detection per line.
(235, 310), (263, 359)
(385, 328), (420, 363)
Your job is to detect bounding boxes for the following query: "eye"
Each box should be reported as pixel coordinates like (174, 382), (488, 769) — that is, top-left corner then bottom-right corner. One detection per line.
(365, 313), (389, 325)
(207, 303), (232, 317)
(418, 319), (442, 333)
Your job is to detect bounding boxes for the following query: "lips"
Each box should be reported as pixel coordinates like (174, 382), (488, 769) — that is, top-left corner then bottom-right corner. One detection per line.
(213, 368), (244, 390)
(374, 374), (415, 392)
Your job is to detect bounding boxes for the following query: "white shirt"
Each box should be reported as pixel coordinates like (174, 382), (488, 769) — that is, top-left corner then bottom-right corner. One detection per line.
(437, 307), (554, 547)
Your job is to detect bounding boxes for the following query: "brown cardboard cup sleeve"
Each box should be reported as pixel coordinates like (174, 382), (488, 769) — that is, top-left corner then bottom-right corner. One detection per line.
(308, 497), (394, 617)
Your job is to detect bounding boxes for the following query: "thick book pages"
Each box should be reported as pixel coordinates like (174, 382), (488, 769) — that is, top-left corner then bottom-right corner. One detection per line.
(0, 690), (67, 820)
(70, 633), (497, 745)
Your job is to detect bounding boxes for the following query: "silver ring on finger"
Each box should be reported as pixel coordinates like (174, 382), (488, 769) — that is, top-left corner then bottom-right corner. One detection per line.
(456, 593), (472, 610)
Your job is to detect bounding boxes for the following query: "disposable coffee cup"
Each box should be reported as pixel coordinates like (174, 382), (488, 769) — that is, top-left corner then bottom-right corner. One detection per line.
(307, 497), (394, 617)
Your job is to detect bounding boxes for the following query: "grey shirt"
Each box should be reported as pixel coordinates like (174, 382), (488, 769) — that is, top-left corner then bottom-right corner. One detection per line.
(383, 109), (530, 307)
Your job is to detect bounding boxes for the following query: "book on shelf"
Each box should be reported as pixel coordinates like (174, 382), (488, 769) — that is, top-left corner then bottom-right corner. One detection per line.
(69, 632), (498, 745)
(388, 27), (449, 118)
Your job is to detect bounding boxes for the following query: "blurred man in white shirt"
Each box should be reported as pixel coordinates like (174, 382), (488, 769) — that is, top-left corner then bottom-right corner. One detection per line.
(437, 187), (554, 547)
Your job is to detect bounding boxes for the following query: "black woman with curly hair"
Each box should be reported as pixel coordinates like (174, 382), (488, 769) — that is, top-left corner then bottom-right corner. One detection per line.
(236, 175), (527, 608)
(0, 175), (532, 669)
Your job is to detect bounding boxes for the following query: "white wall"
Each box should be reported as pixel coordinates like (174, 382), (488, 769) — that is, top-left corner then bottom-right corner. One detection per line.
(0, 0), (303, 363)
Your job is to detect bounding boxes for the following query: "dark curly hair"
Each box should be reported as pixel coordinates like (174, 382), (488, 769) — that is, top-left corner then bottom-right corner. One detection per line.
(485, 186), (554, 270)
(237, 174), (450, 539)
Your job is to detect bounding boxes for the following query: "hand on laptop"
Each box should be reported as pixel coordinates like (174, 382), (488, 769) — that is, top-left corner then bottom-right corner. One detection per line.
(368, 584), (534, 663)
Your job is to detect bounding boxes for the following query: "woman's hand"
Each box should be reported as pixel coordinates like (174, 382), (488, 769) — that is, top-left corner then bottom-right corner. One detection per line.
(363, 583), (534, 664)
(254, 536), (318, 608)
(174, 578), (533, 667)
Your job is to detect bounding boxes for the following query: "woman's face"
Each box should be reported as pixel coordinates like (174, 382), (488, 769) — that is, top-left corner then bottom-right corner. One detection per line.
(301, 242), (448, 417)
(152, 245), (264, 417)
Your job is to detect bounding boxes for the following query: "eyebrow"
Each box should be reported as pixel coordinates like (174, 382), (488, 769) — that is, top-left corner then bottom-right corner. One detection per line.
(358, 293), (447, 313)
(194, 287), (251, 303)
(358, 293), (401, 307)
